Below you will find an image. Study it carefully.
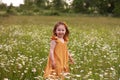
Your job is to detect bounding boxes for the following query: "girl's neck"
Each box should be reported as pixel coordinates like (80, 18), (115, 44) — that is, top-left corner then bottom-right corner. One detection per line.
(57, 37), (63, 39)
(57, 37), (65, 43)
(57, 36), (64, 39)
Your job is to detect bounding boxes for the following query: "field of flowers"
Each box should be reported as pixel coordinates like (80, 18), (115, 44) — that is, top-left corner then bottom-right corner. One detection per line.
(0, 16), (120, 80)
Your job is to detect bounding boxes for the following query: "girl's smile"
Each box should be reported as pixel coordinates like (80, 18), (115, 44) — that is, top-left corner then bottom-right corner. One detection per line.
(55, 25), (66, 38)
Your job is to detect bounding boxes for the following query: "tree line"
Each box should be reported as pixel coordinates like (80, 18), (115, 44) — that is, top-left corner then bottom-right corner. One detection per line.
(0, 0), (120, 16)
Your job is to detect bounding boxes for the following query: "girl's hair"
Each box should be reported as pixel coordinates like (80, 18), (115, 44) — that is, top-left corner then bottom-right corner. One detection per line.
(53, 22), (69, 41)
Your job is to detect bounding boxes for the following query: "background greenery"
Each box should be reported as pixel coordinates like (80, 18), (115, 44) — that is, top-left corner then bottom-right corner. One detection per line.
(0, 1), (120, 80)
(0, 0), (120, 17)
(0, 15), (120, 80)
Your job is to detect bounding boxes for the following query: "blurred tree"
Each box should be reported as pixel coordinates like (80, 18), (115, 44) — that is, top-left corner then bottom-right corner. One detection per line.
(52, 0), (65, 10)
(113, 0), (120, 16)
(6, 3), (17, 15)
(97, 0), (115, 14)
(24, 0), (35, 9)
(1, 0), (119, 16)
(0, 3), (7, 11)
(61, 1), (71, 12)
(24, 0), (34, 5)
(72, 0), (89, 13)
(71, 0), (117, 15)
(35, 0), (47, 9)
(44, 0), (53, 9)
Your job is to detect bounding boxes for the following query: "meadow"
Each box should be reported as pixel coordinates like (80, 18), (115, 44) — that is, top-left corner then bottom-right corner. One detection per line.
(0, 16), (120, 80)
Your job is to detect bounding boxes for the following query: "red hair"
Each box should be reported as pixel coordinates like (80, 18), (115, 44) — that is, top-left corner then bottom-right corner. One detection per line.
(52, 22), (69, 41)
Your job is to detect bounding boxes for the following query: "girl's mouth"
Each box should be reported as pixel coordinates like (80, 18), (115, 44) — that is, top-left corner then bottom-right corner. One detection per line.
(58, 33), (63, 35)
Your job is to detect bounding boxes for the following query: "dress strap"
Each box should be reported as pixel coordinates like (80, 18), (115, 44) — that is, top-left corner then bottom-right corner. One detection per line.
(51, 35), (68, 43)
(51, 36), (59, 43)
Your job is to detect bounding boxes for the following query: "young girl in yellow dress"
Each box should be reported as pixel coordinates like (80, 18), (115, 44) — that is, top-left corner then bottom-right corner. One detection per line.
(43, 22), (74, 79)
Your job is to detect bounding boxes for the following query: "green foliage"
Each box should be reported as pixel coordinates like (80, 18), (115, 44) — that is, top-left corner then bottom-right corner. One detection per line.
(24, 0), (34, 6)
(52, 0), (65, 10)
(35, 0), (45, 8)
(6, 3), (17, 15)
(97, 0), (114, 15)
(0, 3), (7, 11)
(0, 16), (120, 79)
(49, 11), (60, 16)
(72, 0), (84, 13)
(1, 0), (120, 16)
(113, 0), (120, 17)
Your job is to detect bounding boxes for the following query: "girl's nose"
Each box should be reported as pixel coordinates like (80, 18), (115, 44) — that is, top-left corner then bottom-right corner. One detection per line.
(60, 31), (62, 33)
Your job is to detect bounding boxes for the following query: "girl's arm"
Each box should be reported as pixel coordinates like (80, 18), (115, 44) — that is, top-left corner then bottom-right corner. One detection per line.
(49, 40), (56, 69)
(68, 51), (75, 64)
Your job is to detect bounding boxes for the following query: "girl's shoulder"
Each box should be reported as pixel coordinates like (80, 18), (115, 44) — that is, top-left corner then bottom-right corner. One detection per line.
(50, 40), (56, 46)
(51, 36), (59, 43)
(51, 36), (58, 40)
(51, 35), (68, 43)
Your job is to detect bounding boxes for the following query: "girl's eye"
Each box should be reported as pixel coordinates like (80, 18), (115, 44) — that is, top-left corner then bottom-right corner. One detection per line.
(57, 29), (65, 31)
(58, 29), (61, 31)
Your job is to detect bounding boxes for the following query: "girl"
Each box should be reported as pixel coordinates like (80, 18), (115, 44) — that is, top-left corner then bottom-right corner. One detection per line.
(43, 22), (74, 79)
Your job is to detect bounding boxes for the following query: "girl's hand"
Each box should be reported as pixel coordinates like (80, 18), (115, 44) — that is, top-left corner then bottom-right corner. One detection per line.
(52, 61), (56, 69)
(69, 57), (75, 64)
(68, 53), (75, 64)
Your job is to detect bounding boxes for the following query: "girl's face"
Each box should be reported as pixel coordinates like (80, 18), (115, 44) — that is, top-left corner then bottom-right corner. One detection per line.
(55, 25), (66, 38)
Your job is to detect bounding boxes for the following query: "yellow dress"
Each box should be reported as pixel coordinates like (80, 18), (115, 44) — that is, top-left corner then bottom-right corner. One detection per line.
(43, 36), (69, 79)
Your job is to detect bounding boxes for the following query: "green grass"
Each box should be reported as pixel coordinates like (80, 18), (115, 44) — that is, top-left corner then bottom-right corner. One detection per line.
(0, 16), (120, 80)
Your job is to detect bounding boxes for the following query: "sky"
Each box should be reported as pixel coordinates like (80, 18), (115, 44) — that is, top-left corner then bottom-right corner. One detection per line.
(2, 0), (24, 6)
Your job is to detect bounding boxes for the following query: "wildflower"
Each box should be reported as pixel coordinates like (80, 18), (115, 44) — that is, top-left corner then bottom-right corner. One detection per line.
(88, 71), (92, 75)
(32, 68), (36, 73)
(110, 67), (114, 70)
(119, 65), (120, 67)
(83, 2), (86, 6)
(18, 63), (22, 69)
(108, 3), (111, 7)
(75, 74), (81, 77)
(88, 79), (94, 80)
(24, 70), (27, 73)
(4, 78), (9, 80)
(65, 75), (70, 79)
(99, 74), (103, 78)
(80, 70), (84, 73)
(0, 45), (2, 49)
(63, 72), (70, 76)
